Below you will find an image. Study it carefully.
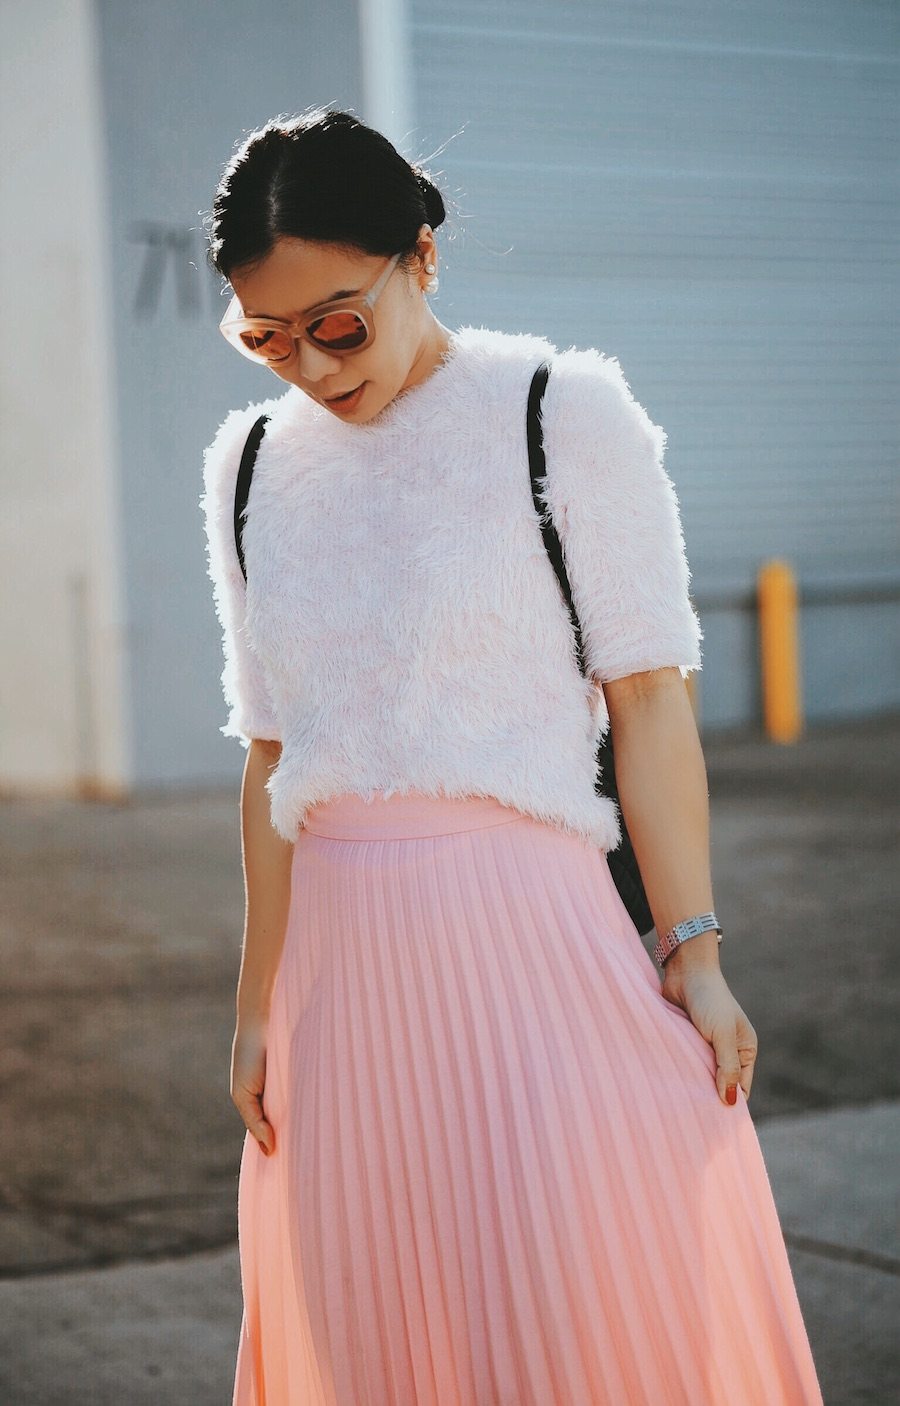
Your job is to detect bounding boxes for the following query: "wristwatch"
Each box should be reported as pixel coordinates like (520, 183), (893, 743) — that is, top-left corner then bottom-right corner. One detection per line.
(653, 911), (723, 968)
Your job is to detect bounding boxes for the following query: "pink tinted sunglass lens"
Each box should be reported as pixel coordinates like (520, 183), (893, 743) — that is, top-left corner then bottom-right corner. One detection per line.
(239, 327), (294, 362)
(307, 310), (369, 351)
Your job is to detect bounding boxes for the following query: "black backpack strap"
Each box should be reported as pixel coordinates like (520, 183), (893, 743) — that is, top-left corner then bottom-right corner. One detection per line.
(527, 363), (587, 677)
(234, 413), (270, 583)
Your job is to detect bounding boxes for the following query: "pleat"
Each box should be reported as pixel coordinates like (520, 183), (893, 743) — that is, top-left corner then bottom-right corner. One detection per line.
(232, 798), (824, 1406)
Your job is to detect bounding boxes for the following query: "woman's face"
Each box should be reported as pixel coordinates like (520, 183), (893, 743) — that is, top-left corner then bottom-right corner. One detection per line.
(227, 229), (448, 423)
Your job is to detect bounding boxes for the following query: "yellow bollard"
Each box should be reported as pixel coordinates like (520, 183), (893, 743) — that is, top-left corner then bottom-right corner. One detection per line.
(757, 560), (803, 743)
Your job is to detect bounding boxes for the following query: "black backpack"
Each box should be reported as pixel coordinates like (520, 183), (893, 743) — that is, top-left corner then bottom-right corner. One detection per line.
(233, 362), (654, 936)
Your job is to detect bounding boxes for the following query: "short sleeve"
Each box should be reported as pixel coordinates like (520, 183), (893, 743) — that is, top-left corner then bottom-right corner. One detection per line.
(199, 404), (282, 748)
(538, 348), (703, 684)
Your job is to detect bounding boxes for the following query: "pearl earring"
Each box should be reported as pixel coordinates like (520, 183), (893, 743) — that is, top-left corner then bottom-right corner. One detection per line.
(423, 262), (439, 294)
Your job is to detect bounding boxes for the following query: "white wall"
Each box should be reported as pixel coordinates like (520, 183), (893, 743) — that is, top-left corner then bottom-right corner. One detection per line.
(0, 0), (130, 796)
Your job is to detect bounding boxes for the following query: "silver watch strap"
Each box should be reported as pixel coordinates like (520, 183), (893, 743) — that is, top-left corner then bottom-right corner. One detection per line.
(653, 911), (723, 967)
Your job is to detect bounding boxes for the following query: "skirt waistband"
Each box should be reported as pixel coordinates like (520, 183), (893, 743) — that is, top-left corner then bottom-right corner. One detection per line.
(300, 790), (530, 840)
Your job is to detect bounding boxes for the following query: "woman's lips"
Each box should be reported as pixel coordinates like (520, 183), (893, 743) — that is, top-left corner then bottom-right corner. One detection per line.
(324, 383), (366, 413)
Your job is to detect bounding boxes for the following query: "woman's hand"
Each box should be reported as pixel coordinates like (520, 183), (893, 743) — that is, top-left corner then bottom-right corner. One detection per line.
(231, 1013), (276, 1156)
(660, 965), (758, 1106)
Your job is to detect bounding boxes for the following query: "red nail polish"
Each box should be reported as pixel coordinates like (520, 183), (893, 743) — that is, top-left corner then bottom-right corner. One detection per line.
(726, 1085), (737, 1105)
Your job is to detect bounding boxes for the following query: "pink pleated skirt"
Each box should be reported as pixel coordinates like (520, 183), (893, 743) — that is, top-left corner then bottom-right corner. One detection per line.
(231, 791), (824, 1406)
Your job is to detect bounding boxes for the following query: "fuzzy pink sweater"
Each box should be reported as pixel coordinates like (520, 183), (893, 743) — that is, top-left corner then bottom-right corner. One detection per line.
(200, 325), (703, 851)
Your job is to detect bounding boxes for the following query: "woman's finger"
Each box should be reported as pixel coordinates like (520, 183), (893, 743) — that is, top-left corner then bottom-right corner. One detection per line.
(233, 1087), (275, 1155)
(712, 1022), (743, 1106)
(714, 1020), (758, 1105)
(738, 1047), (756, 1099)
(736, 1020), (759, 1100)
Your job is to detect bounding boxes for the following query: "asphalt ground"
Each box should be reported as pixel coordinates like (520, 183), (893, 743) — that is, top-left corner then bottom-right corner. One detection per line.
(1, 712), (898, 1404)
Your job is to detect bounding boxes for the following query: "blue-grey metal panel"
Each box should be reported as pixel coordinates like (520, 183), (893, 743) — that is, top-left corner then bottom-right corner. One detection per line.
(408, 0), (900, 727)
(93, 0), (364, 784)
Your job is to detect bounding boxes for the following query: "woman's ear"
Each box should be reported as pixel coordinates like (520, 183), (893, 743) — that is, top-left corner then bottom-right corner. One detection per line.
(415, 225), (439, 293)
(415, 224), (436, 267)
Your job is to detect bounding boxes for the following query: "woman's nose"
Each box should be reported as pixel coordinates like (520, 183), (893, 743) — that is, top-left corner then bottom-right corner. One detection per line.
(294, 339), (343, 383)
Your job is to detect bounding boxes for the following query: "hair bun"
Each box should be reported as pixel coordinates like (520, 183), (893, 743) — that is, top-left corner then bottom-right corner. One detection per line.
(208, 109), (452, 281)
(414, 167), (446, 230)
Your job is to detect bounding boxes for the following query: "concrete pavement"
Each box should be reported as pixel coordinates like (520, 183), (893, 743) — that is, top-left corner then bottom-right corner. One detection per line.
(1, 714), (898, 1403)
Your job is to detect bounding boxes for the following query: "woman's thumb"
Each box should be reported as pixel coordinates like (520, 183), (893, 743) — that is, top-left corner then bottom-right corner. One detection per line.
(242, 1091), (275, 1155)
(253, 1120), (274, 1156)
(713, 1031), (741, 1106)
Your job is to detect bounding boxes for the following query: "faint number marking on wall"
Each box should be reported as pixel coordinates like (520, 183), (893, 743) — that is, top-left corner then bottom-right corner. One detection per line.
(129, 222), (205, 319)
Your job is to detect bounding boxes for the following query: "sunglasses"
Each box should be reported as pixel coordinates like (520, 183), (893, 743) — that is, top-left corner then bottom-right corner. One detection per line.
(218, 251), (402, 364)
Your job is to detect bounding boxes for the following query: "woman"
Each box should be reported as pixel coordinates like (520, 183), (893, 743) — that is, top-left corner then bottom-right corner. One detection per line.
(200, 108), (824, 1405)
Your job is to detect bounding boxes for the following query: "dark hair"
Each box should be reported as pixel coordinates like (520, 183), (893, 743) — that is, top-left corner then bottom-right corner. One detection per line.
(204, 106), (449, 283)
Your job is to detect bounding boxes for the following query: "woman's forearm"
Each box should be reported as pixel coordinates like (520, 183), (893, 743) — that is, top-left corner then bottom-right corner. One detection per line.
(602, 668), (721, 976)
(236, 739), (295, 1021)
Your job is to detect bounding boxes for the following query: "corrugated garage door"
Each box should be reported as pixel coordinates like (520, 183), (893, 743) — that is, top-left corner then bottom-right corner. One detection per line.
(407, 0), (899, 726)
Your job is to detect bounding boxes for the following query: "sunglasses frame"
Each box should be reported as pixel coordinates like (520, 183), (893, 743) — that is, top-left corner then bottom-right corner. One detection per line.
(219, 251), (403, 364)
